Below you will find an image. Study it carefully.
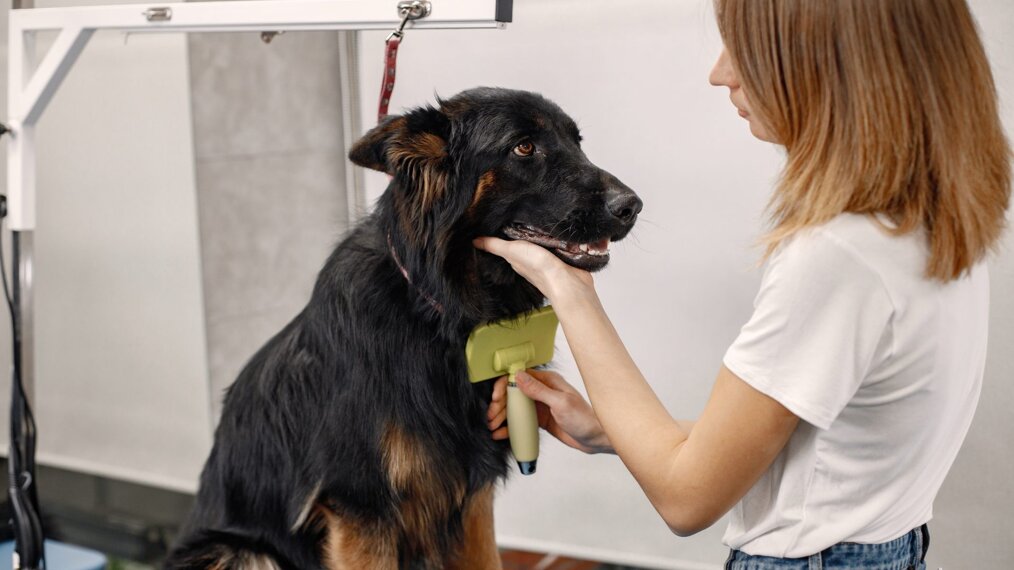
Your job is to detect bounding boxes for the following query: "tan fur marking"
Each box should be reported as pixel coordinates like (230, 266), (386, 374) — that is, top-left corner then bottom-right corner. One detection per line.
(382, 425), (432, 491)
(311, 427), (490, 568)
(447, 486), (502, 570)
(469, 170), (497, 210)
(316, 506), (397, 570)
(382, 426), (467, 561)
(235, 553), (281, 570)
(387, 132), (449, 213)
(181, 546), (235, 570)
(409, 132), (448, 160)
(207, 559), (231, 570)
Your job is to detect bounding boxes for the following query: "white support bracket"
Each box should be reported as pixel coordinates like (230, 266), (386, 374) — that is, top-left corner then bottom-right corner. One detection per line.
(20, 26), (93, 126)
(5, 0), (512, 230)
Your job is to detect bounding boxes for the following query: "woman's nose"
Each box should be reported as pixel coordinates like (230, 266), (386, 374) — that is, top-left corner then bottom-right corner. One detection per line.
(709, 48), (738, 88)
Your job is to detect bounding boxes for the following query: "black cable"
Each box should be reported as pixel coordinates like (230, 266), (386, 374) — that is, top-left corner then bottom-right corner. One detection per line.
(2, 221), (44, 570)
(0, 134), (45, 568)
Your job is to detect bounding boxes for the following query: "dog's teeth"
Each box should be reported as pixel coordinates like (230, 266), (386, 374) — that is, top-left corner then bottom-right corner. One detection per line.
(579, 244), (589, 252)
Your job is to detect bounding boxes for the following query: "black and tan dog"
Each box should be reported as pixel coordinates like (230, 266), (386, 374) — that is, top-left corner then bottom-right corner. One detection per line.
(165, 87), (641, 570)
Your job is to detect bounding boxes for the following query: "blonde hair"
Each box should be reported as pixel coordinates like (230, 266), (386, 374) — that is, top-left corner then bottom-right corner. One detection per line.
(715, 0), (1012, 280)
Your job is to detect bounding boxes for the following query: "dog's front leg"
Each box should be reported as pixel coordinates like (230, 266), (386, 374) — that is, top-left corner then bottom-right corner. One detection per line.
(447, 486), (503, 570)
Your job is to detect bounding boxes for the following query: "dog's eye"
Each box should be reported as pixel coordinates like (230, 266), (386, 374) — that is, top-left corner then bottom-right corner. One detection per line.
(513, 141), (535, 157)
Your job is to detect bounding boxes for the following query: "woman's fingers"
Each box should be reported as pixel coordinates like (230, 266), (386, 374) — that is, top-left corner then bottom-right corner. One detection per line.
(473, 236), (598, 307)
(487, 369), (609, 454)
(527, 369), (580, 395)
(473, 236), (549, 261)
(472, 236), (511, 255)
(491, 376), (507, 405)
(487, 407), (507, 430)
(487, 376), (507, 416)
(515, 371), (566, 408)
(473, 237), (569, 293)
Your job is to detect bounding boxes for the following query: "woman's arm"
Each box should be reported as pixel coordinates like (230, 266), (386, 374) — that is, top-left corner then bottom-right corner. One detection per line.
(475, 237), (799, 535)
(557, 288), (798, 535)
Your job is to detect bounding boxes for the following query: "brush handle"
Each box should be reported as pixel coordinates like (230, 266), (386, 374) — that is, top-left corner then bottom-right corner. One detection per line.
(506, 367), (539, 474)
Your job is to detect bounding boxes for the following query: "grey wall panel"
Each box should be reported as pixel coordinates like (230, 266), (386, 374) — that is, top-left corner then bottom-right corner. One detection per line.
(188, 31), (349, 419)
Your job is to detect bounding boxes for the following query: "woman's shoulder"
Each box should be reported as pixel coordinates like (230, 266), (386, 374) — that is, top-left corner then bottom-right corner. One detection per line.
(776, 213), (927, 282)
(774, 214), (882, 269)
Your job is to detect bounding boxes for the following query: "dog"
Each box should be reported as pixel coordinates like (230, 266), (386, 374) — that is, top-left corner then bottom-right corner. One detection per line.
(164, 87), (641, 570)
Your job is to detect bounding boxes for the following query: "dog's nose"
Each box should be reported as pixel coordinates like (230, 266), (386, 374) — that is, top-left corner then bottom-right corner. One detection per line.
(606, 185), (643, 224)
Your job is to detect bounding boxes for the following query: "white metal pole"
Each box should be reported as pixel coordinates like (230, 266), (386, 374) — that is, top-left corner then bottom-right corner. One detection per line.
(338, 30), (364, 224)
(7, 20), (35, 232)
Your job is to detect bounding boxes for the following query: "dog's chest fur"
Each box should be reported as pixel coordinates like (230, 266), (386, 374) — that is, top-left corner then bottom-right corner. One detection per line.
(187, 221), (512, 568)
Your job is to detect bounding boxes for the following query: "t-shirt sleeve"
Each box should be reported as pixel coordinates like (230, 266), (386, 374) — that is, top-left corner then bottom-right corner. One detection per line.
(723, 230), (894, 430)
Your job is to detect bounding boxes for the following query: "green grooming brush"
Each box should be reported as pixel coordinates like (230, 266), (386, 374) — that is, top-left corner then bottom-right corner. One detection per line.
(466, 306), (559, 475)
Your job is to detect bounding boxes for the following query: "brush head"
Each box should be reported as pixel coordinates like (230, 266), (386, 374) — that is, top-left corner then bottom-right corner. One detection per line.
(465, 306), (559, 382)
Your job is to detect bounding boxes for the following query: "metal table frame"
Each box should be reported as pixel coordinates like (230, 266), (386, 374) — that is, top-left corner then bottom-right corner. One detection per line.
(5, 0), (511, 403)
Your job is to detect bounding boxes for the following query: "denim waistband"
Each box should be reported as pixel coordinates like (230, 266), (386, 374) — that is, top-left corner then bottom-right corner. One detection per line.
(725, 524), (929, 570)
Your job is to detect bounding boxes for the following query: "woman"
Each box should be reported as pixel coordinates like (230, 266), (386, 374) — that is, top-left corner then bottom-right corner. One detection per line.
(477, 0), (1011, 568)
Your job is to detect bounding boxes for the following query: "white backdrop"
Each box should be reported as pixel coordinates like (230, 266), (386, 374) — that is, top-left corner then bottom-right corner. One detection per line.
(0, 0), (214, 492)
(357, 1), (1014, 568)
(0, 0), (1007, 567)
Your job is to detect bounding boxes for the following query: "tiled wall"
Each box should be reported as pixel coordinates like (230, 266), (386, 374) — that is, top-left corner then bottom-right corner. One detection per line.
(188, 31), (350, 419)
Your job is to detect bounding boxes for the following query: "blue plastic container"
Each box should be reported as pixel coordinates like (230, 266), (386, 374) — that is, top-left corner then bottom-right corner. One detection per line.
(0, 540), (106, 570)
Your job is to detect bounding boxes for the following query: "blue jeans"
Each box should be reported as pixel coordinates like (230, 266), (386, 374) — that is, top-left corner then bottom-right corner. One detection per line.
(725, 524), (929, 570)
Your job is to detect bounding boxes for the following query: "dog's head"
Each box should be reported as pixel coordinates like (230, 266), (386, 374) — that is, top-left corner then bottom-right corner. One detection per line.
(350, 87), (641, 323)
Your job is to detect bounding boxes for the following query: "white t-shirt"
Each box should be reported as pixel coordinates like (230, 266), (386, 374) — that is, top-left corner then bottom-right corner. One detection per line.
(722, 213), (989, 558)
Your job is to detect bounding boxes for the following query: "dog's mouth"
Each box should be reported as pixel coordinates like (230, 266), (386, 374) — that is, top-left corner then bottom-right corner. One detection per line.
(502, 223), (612, 271)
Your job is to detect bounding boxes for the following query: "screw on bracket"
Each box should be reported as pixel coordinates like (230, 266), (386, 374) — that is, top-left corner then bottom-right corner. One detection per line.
(142, 7), (172, 22)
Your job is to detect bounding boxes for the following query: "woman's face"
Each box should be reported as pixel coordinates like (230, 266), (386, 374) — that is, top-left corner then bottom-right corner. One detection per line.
(709, 48), (777, 143)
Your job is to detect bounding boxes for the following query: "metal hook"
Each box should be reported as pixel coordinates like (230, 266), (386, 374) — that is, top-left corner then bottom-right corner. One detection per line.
(387, 0), (432, 41)
(260, 30), (284, 44)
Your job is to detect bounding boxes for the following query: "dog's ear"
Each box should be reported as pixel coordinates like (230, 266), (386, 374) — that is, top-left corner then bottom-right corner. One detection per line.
(348, 115), (404, 172)
(348, 107), (450, 176)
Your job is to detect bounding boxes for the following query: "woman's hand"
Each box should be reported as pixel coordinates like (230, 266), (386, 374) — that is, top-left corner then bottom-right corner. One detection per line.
(472, 237), (595, 308)
(486, 369), (613, 455)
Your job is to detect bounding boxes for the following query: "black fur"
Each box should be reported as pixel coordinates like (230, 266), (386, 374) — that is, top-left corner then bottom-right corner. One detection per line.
(165, 87), (640, 570)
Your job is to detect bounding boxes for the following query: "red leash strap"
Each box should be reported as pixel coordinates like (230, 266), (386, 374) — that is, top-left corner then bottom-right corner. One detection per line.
(378, 1), (431, 123)
(378, 35), (402, 123)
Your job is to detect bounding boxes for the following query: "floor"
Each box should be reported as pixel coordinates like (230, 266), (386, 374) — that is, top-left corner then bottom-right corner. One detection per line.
(17, 461), (650, 570)
(501, 549), (648, 570)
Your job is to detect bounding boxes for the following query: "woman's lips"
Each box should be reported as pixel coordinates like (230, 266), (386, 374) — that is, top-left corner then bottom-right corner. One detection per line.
(738, 108), (749, 118)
